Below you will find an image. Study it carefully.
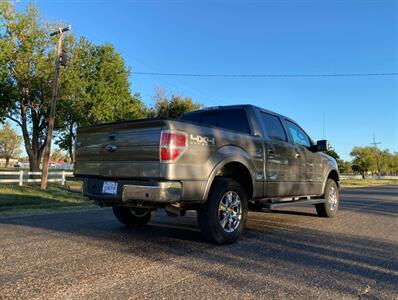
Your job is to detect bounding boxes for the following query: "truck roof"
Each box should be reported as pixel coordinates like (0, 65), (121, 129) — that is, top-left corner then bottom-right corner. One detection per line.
(183, 104), (294, 123)
(78, 104), (298, 131)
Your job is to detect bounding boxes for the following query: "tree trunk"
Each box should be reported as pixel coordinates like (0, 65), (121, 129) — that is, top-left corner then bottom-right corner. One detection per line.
(25, 140), (44, 173)
(27, 151), (41, 172)
(18, 104), (46, 173)
(68, 122), (75, 164)
(68, 146), (74, 164)
(5, 157), (10, 168)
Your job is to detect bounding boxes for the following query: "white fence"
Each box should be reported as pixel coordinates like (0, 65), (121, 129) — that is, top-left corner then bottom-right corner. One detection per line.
(0, 171), (74, 186)
(340, 174), (398, 180)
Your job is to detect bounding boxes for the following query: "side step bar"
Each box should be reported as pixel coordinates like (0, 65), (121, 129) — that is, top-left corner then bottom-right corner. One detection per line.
(261, 198), (325, 210)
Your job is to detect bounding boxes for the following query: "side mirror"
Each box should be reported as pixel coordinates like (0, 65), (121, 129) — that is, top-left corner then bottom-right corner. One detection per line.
(316, 140), (329, 152)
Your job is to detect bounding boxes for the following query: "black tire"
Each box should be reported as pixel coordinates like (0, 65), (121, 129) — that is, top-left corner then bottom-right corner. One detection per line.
(112, 206), (153, 226)
(316, 179), (339, 218)
(197, 178), (248, 244)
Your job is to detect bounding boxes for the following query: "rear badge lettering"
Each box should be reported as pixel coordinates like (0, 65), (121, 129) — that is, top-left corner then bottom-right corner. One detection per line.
(190, 134), (215, 146)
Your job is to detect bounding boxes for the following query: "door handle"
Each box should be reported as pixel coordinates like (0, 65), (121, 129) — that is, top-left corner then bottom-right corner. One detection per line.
(105, 144), (118, 153)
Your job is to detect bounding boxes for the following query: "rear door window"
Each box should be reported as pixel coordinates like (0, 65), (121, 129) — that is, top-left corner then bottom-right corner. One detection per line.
(218, 109), (250, 134)
(260, 112), (287, 142)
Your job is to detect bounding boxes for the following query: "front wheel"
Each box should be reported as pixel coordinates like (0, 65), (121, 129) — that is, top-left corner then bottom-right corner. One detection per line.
(316, 179), (339, 217)
(112, 206), (153, 226)
(197, 178), (248, 244)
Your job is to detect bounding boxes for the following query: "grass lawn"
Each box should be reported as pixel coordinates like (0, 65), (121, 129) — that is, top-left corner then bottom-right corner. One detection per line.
(0, 184), (95, 217)
(340, 179), (398, 188)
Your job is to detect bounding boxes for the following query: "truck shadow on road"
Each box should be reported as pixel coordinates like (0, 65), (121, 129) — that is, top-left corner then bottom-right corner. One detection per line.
(1, 201), (397, 298)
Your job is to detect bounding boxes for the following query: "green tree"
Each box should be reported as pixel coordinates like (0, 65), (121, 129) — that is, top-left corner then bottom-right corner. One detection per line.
(0, 2), (148, 167)
(324, 145), (352, 173)
(0, 2), (60, 171)
(378, 149), (396, 175)
(56, 38), (148, 162)
(338, 160), (352, 173)
(50, 148), (68, 163)
(350, 146), (377, 177)
(391, 152), (398, 175)
(0, 122), (21, 167)
(325, 148), (340, 161)
(151, 87), (203, 118)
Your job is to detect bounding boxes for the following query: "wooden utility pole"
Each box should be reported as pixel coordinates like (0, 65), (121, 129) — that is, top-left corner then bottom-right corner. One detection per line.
(371, 132), (382, 180)
(41, 26), (71, 190)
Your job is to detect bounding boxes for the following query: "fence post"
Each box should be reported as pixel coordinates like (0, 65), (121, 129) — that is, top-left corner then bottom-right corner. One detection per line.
(61, 171), (66, 186)
(19, 170), (24, 186)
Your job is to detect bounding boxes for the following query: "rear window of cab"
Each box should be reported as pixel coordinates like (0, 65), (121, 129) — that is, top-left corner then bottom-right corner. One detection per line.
(181, 109), (251, 134)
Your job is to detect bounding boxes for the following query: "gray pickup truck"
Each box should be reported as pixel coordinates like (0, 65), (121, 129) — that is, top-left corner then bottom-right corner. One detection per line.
(74, 105), (339, 244)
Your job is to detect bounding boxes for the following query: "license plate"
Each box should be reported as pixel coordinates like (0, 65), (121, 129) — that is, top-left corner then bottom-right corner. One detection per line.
(102, 181), (118, 195)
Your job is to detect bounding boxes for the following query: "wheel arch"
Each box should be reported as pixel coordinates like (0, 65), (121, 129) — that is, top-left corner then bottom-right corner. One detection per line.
(323, 169), (340, 192)
(203, 157), (255, 202)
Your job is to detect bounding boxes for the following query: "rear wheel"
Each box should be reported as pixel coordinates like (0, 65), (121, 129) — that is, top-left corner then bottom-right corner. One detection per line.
(316, 179), (339, 217)
(197, 178), (248, 244)
(112, 206), (153, 226)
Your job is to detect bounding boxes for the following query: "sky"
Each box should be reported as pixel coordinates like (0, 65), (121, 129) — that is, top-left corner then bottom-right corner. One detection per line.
(17, 0), (397, 160)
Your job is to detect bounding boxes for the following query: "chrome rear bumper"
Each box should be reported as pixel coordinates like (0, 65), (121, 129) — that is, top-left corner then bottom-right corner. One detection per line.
(122, 181), (182, 203)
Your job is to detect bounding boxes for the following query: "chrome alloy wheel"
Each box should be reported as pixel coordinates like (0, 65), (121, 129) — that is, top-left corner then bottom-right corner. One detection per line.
(328, 186), (338, 211)
(218, 191), (242, 233)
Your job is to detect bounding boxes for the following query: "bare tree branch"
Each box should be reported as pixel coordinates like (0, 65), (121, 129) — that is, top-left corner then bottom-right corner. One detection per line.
(6, 115), (22, 127)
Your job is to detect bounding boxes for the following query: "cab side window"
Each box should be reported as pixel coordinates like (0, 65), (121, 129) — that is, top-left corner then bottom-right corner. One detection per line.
(260, 112), (287, 142)
(285, 120), (311, 147)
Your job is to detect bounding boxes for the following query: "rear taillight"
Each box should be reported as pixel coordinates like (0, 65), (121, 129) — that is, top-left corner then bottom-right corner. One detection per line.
(160, 130), (188, 162)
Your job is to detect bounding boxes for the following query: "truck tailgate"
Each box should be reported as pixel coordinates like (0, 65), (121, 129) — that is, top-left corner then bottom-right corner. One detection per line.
(74, 119), (163, 178)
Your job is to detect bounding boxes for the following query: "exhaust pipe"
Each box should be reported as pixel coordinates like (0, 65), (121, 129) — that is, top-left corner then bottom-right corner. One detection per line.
(165, 204), (185, 217)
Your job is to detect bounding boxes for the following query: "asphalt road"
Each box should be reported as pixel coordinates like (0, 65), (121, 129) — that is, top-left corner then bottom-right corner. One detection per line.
(1, 185), (397, 300)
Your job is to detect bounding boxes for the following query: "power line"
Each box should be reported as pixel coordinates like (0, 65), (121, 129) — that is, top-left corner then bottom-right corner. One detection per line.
(133, 71), (398, 78)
